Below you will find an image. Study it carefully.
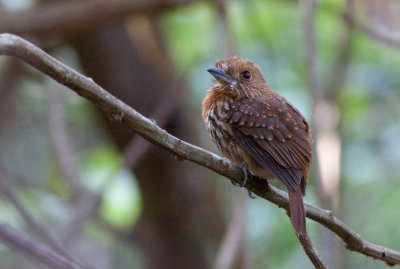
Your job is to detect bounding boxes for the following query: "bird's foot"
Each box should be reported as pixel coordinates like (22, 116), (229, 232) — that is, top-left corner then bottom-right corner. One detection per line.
(230, 180), (242, 187)
(230, 165), (249, 187)
(231, 166), (256, 199)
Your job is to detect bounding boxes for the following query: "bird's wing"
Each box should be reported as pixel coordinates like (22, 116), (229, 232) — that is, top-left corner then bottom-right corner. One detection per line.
(228, 96), (312, 191)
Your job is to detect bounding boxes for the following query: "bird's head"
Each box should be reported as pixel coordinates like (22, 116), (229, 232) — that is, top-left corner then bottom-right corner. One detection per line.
(207, 56), (267, 97)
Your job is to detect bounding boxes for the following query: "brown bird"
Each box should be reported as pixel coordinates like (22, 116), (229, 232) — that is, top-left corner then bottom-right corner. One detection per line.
(202, 56), (312, 235)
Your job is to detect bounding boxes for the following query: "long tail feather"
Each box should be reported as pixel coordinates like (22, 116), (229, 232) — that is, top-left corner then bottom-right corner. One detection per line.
(288, 187), (307, 236)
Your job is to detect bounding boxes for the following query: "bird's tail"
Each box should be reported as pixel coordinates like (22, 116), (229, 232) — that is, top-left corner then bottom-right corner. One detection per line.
(288, 187), (307, 236)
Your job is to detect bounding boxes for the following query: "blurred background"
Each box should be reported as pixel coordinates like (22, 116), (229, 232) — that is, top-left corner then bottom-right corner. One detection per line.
(0, 0), (400, 268)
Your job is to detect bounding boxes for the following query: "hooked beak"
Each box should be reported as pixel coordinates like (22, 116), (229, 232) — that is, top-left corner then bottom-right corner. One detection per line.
(206, 67), (235, 85)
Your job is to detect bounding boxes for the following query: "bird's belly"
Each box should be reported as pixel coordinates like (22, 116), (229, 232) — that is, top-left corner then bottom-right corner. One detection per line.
(211, 129), (243, 164)
(206, 114), (241, 161)
(207, 119), (273, 180)
(205, 104), (274, 180)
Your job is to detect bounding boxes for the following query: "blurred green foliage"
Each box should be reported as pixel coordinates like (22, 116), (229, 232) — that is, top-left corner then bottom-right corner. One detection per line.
(1, 0), (400, 268)
(161, 0), (400, 268)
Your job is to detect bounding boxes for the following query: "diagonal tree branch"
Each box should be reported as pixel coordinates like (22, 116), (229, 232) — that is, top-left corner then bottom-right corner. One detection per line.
(0, 171), (79, 264)
(0, 33), (400, 266)
(298, 234), (328, 269)
(0, 223), (84, 269)
(48, 85), (89, 204)
(343, 12), (400, 50)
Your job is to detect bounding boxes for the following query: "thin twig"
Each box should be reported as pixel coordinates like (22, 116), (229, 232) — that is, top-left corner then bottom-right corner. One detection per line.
(59, 195), (100, 246)
(344, 12), (400, 50)
(60, 98), (178, 243)
(0, 223), (84, 269)
(298, 234), (328, 269)
(47, 82), (101, 248)
(0, 171), (77, 263)
(1, 33), (400, 266)
(48, 85), (87, 203)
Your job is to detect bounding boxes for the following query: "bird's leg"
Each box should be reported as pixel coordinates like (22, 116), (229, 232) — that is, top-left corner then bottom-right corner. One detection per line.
(240, 165), (249, 186)
(247, 189), (256, 199)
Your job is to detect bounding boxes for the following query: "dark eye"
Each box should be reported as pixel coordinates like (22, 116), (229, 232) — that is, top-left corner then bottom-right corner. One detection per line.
(240, 71), (252, 81)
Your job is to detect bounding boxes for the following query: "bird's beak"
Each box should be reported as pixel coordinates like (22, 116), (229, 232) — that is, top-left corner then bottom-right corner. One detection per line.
(207, 67), (235, 85)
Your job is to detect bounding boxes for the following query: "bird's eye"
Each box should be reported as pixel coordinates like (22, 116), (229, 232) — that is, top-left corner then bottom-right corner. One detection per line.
(240, 71), (252, 81)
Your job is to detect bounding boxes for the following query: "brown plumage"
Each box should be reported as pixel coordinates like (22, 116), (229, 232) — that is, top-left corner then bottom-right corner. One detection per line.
(202, 56), (312, 235)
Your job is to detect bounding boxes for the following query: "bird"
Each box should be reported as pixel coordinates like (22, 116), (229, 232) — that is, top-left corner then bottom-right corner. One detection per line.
(202, 56), (312, 235)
